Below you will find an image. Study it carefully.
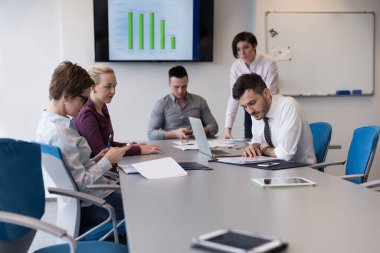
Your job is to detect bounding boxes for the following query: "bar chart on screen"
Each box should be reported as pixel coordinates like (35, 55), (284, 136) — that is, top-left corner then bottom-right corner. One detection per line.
(108, 0), (193, 60)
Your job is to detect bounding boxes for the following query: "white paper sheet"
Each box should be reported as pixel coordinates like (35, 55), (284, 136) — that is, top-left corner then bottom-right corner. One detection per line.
(208, 139), (247, 148)
(118, 157), (188, 179)
(172, 140), (198, 150)
(173, 144), (199, 151)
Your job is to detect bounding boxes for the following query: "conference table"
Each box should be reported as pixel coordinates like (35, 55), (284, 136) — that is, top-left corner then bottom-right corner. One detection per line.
(119, 140), (380, 252)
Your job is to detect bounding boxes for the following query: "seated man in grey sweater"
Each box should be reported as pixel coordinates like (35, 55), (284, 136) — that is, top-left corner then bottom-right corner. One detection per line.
(147, 66), (218, 140)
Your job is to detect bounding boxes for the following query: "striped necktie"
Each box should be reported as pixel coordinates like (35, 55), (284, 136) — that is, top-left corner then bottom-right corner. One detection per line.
(263, 117), (274, 147)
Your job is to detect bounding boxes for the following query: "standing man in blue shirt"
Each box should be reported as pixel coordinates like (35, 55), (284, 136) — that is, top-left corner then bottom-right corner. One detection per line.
(147, 66), (218, 140)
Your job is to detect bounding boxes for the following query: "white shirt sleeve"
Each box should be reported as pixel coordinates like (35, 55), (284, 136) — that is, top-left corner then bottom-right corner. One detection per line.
(250, 117), (265, 145)
(58, 126), (112, 193)
(263, 60), (279, 95)
(224, 62), (241, 129)
(273, 102), (302, 161)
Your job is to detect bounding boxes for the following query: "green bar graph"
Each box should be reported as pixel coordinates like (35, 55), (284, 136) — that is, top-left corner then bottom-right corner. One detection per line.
(150, 12), (154, 49)
(128, 12), (133, 49)
(171, 36), (176, 50)
(160, 19), (165, 50)
(127, 11), (176, 51)
(139, 13), (144, 49)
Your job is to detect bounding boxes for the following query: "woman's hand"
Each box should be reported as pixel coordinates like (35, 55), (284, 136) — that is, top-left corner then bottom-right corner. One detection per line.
(105, 144), (133, 163)
(219, 128), (233, 139)
(140, 144), (163, 154)
(92, 148), (108, 163)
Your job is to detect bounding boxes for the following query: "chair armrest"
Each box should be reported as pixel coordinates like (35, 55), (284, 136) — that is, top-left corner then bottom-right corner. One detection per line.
(48, 187), (120, 243)
(310, 160), (346, 170)
(104, 171), (119, 179)
(0, 211), (77, 253)
(339, 174), (364, 181)
(328, 145), (342, 149)
(86, 184), (121, 190)
(48, 187), (106, 206)
(361, 179), (380, 189)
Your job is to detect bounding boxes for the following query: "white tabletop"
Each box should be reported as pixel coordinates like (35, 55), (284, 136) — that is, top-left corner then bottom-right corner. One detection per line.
(119, 140), (380, 253)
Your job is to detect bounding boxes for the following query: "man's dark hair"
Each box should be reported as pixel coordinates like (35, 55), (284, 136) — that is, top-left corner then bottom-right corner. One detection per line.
(49, 61), (94, 100)
(168, 65), (188, 80)
(232, 32), (258, 58)
(232, 73), (267, 100)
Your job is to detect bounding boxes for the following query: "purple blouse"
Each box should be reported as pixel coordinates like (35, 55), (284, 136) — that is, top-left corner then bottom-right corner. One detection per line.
(73, 100), (141, 158)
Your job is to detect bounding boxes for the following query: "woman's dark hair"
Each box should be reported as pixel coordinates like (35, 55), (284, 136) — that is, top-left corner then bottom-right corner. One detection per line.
(49, 61), (94, 100)
(232, 32), (258, 58)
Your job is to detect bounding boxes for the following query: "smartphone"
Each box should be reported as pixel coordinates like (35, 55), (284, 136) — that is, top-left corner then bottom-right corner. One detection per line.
(257, 162), (280, 167)
(192, 229), (287, 253)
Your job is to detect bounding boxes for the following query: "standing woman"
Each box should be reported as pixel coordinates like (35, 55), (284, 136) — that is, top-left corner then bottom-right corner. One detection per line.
(221, 31), (279, 139)
(73, 64), (162, 157)
(36, 61), (131, 228)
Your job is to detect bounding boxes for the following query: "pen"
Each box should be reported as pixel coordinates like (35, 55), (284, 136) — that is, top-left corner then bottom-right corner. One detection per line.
(107, 134), (112, 148)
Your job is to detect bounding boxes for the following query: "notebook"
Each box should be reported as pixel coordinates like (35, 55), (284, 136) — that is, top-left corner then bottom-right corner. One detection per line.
(189, 117), (245, 157)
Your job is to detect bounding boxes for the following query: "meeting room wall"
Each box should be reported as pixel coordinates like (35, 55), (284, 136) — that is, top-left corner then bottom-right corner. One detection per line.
(0, 0), (252, 144)
(1, 0), (380, 180)
(256, 0), (380, 180)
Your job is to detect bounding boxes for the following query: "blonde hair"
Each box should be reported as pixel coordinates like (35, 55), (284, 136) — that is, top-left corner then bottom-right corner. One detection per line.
(88, 64), (115, 85)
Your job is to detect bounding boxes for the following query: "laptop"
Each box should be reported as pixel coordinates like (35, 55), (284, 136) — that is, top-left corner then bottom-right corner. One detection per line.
(189, 117), (245, 157)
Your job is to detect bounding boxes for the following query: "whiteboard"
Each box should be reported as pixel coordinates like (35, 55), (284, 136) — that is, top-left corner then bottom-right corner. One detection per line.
(265, 12), (375, 96)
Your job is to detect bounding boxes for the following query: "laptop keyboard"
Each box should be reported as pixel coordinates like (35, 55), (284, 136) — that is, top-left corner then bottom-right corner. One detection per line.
(211, 149), (229, 155)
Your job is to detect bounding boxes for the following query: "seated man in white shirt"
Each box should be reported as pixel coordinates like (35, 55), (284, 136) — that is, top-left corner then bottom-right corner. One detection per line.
(232, 73), (316, 164)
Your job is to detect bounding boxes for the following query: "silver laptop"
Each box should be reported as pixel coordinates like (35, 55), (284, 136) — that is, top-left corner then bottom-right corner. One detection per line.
(189, 117), (245, 157)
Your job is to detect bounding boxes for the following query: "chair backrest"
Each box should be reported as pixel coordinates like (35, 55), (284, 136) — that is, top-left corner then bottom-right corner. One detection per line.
(309, 122), (332, 163)
(0, 138), (45, 253)
(36, 142), (81, 238)
(346, 125), (380, 183)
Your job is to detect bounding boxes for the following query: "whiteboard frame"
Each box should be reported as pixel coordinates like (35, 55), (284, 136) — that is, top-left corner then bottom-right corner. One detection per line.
(265, 11), (375, 97)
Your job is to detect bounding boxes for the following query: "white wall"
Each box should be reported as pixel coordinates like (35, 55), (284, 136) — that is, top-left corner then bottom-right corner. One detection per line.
(1, 0), (380, 180)
(256, 0), (380, 179)
(0, 0), (253, 141)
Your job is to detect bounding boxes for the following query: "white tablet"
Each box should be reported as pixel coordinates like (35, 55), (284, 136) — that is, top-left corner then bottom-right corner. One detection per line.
(192, 229), (287, 253)
(251, 177), (316, 188)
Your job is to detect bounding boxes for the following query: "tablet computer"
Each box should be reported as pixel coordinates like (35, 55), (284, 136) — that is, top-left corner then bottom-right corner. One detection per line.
(192, 228), (287, 253)
(251, 177), (316, 188)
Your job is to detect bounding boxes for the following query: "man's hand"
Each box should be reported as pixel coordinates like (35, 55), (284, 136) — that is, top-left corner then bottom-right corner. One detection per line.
(174, 127), (192, 139)
(243, 143), (261, 157)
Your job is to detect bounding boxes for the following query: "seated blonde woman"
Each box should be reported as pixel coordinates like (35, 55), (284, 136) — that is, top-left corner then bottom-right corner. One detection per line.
(73, 64), (162, 158)
(36, 61), (131, 229)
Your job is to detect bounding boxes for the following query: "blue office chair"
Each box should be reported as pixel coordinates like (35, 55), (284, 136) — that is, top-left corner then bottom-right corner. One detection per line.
(309, 122), (332, 163)
(0, 138), (128, 253)
(312, 125), (380, 184)
(36, 142), (125, 242)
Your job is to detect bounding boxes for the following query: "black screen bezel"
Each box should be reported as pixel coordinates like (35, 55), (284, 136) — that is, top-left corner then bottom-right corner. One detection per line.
(93, 0), (214, 62)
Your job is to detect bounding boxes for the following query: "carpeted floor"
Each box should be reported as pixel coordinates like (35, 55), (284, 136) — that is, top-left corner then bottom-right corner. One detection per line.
(28, 199), (62, 252)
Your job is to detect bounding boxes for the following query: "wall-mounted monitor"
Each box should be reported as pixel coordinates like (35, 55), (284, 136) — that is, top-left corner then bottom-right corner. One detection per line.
(94, 0), (214, 62)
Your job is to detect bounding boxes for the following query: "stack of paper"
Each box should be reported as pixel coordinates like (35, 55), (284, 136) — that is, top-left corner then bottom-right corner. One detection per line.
(172, 140), (198, 151)
(118, 157), (188, 179)
(209, 139), (247, 148)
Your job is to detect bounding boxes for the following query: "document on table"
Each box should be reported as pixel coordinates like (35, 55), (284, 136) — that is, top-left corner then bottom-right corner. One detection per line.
(118, 157), (188, 179)
(208, 139), (247, 148)
(216, 156), (280, 164)
(172, 140), (198, 150)
(172, 139), (247, 150)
